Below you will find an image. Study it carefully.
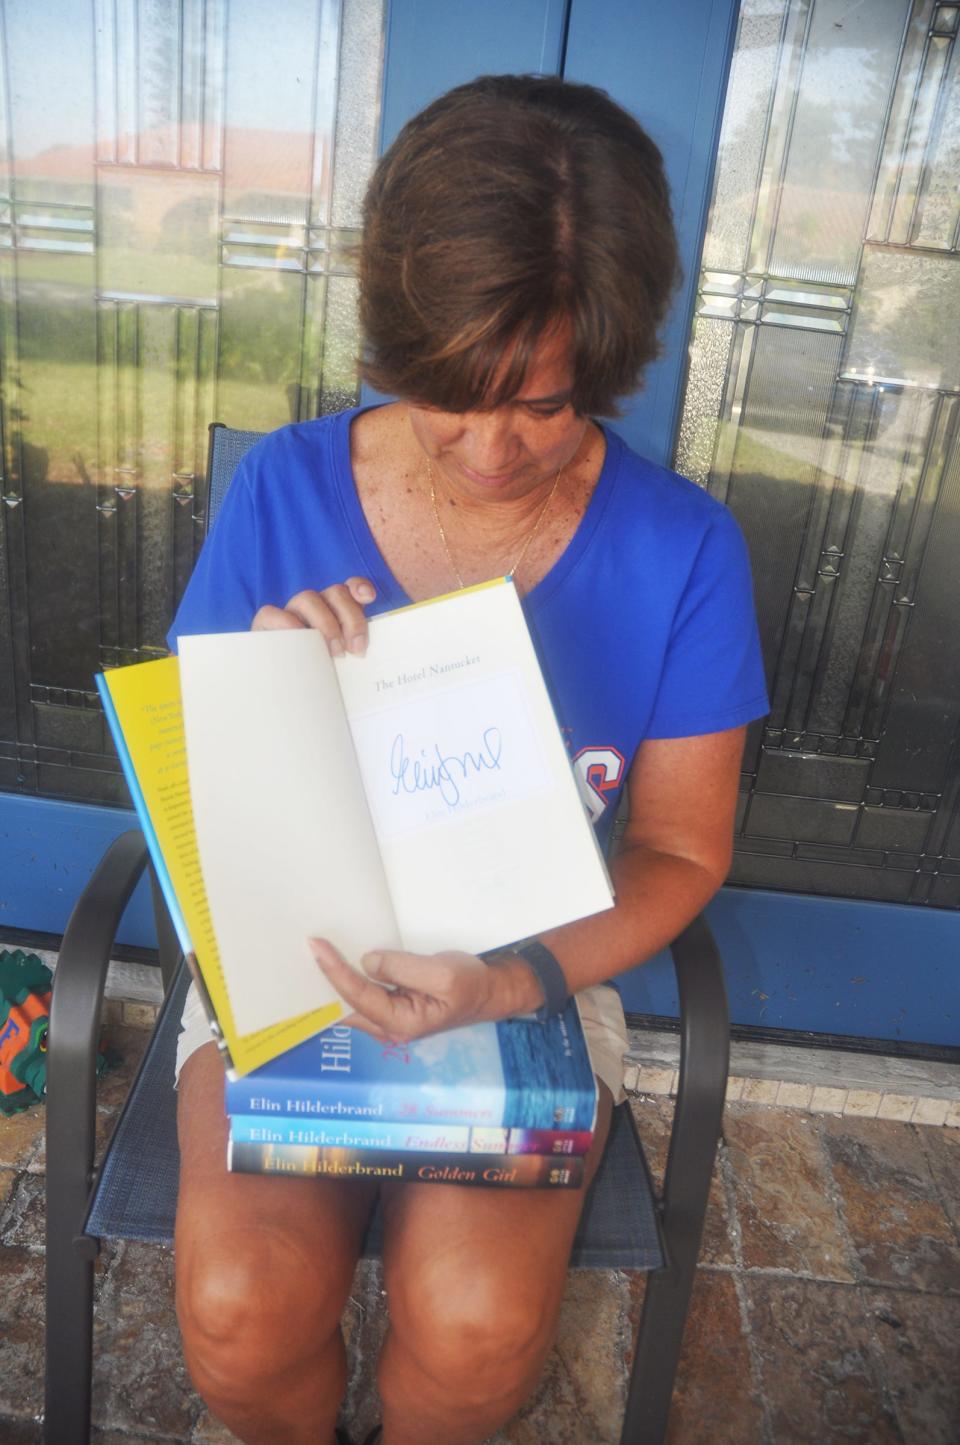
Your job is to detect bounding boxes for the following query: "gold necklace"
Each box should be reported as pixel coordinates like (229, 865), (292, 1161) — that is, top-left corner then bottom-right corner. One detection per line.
(427, 460), (564, 590)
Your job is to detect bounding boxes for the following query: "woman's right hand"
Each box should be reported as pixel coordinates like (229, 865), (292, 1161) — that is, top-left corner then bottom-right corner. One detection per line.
(251, 578), (377, 656)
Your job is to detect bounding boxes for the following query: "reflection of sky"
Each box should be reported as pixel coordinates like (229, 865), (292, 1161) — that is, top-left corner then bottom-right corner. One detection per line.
(722, 0), (903, 178)
(3, 0), (324, 163)
(727, 42), (887, 178)
(226, 0), (320, 132)
(796, 50), (876, 162)
(5, 0), (91, 158)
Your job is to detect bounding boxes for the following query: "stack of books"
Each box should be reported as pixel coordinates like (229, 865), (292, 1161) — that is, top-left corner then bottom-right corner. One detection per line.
(225, 1003), (598, 1189)
(97, 579), (613, 1187)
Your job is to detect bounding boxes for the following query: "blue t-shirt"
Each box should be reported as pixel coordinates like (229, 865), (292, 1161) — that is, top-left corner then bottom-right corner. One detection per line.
(169, 407), (768, 853)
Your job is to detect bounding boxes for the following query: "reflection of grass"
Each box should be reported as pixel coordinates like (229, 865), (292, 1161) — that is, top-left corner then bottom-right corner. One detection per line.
(15, 356), (360, 488)
(693, 420), (826, 493)
(217, 377), (296, 433)
(727, 425), (830, 485)
(15, 361), (184, 485)
(11, 258), (362, 481)
(16, 361), (100, 484)
(217, 373), (360, 433)
(17, 246), (221, 308)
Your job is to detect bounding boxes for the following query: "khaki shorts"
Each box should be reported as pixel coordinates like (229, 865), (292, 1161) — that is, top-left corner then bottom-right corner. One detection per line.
(175, 979), (628, 1104)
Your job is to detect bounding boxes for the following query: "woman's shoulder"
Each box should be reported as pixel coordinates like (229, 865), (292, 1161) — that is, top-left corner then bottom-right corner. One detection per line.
(602, 426), (743, 552)
(233, 407), (358, 485)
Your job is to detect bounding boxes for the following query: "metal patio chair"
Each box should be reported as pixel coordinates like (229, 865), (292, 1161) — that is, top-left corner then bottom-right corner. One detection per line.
(44, 423), (730, 1445)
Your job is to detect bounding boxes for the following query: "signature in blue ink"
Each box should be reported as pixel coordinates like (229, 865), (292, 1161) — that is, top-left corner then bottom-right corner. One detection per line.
(390, 728), (503, 808)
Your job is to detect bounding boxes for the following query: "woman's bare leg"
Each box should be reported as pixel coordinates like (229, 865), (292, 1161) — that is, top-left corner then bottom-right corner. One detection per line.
(174, 1042), (378, 1445)
(376, 1082), (614, 1445)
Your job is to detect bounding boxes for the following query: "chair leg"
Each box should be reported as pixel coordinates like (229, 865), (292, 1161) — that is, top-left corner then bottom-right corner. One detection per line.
(618, 1093), (719, 1445)
(621, 1251), (700, 1444)
(44, 831), (149, 1445)
(620, 915), (730, 1443)
(44, 1161), (99, 1445)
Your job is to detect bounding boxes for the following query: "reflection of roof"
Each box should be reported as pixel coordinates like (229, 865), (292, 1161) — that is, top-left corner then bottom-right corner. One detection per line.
(4, 127), (323, 197)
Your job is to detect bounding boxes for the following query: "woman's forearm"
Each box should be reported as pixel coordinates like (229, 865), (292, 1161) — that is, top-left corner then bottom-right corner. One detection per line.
(494, 843), (728, 1011)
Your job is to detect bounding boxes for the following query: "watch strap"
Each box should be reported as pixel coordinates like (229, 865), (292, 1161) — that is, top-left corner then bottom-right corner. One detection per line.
(510, 940), (569, 1020)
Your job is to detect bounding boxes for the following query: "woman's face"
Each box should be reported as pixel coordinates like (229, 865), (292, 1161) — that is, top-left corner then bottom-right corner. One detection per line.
(406, 326), (587, 506)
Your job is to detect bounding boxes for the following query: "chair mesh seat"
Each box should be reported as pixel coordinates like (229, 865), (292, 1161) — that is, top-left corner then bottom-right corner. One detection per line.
(85, 963), (663, 1270)
(85, 966), (190, 1244)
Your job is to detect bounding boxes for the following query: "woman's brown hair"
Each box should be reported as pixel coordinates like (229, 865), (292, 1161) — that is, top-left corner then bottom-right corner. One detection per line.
(359, 73), (680, 417)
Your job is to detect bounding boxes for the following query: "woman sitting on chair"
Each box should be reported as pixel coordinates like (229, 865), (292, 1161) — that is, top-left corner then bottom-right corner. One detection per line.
(169, 74), (767, 1445)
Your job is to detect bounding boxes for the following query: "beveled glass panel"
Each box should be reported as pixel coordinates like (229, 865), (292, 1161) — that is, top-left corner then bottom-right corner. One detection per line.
(0, 0), (385, 806)
(843, 246), (960, 391)
(912, 31), (960, 247)
(767, 0), (907, 284)
(223, 0), (337, 224)
(99, 169), (221, 299)
(676, 0), (960, 907)
(702, 0), (789, 275)
(217, 263), (308, 429)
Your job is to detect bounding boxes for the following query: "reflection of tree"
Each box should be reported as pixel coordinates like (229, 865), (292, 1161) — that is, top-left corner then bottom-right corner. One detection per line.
(769, 40), (890, 279)
(707, 8), (893, 279)
(16, 285), (92, 365)
(159, 194), (216, 252)
(220, 280), (301, 388)
(848, 248), (959, 388)
(140, 0), (180, 160)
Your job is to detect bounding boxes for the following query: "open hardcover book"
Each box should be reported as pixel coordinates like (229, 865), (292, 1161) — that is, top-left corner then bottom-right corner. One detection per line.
(98, 578), (614, 1076)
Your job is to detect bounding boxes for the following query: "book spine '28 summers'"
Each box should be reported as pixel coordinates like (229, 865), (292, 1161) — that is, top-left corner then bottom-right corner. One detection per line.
(225, 1002), (598, 1132)
(228, 1141), (584, 1189)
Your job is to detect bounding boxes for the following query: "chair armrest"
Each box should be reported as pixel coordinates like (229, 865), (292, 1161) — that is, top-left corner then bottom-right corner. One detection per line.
(46, 830), (150, 1196)
(663, 912), (730, 1219)
(45, 831), (151, 1443)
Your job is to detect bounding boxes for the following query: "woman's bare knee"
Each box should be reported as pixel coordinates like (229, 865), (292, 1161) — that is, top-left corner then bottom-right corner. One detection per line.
(385, 1262), (555, 1411)
(178, 1226), (341, 1382)
(175, 1045), (369, 1398)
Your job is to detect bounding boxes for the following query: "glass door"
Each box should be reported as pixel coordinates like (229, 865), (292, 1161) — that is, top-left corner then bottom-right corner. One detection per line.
(675, 0), (960, 912)
(564, 0), (958, 1043)
(0, 0), (572, 940)
(0, 0), (385, 812)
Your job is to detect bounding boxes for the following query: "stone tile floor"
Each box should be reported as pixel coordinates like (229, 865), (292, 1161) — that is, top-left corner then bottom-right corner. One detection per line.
(1, 1022), (958, 1444)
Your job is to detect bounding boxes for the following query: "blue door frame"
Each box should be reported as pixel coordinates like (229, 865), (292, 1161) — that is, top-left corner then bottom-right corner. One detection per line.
(2, 0), (956, 1048)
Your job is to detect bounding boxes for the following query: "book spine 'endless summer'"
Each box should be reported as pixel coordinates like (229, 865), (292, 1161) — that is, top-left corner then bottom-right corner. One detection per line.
(227, 1140), (584, 1188)
(227, 1115), (593, 1156)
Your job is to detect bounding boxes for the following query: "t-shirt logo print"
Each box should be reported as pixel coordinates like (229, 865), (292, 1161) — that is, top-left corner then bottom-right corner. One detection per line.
(573, 747), (625, 825)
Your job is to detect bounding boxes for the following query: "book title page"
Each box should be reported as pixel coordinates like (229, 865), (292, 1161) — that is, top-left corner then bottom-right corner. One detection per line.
(334, 580), (613, 957)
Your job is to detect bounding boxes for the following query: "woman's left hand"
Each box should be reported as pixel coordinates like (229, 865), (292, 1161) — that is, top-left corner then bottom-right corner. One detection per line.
(309, 937), (503, 1042)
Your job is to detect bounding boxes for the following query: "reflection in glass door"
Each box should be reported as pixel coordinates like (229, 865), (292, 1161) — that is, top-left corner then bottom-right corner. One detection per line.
(0, 0), (384, 809)
(676, 0), (960, 908)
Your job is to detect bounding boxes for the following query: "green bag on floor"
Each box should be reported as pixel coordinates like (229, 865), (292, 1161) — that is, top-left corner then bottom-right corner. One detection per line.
(0, 949), (114, 1114)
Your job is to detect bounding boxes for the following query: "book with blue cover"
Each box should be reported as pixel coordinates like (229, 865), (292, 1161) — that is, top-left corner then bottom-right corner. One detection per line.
(225, 1000), (598, 1134)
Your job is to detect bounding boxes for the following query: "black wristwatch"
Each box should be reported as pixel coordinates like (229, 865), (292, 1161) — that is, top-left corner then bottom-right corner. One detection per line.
(487, 940), (569, 1020)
